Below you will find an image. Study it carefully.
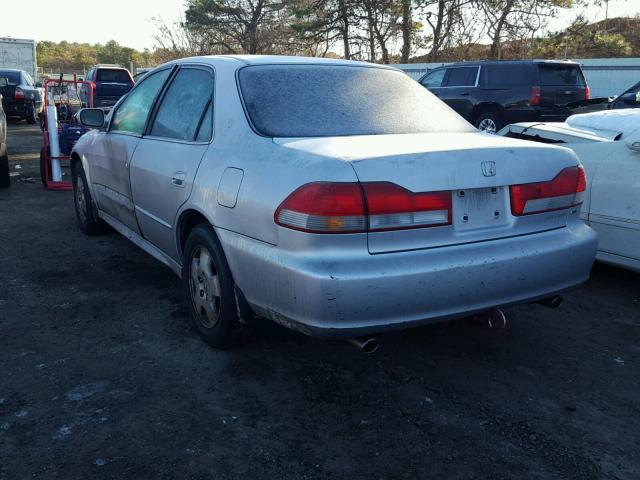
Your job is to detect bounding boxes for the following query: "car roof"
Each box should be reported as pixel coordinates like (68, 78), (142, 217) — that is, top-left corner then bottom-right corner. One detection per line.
(442, 59), (581, 68)
(167, 55), (398, 71)
(0, 68), (23, 73)
(93, 64), (128, 70)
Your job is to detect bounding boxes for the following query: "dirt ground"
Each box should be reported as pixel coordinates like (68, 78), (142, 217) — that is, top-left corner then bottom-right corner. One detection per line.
(1, 122), (639, 480)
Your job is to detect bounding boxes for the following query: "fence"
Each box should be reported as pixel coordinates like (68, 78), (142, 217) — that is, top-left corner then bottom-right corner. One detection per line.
(393, 58), (640, 98)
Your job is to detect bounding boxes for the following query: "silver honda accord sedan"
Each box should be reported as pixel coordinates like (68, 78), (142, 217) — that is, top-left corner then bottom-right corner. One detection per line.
(71, 55), (597, 349)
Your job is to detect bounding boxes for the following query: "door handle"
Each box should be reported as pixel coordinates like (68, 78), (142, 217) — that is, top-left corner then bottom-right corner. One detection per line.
(171, 172), (186, 188)
(460, 92), (470, 96)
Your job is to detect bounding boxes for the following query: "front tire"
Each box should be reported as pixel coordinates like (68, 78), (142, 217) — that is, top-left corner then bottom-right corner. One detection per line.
(183, 224), (243, 349)
(0, 151), (9, 188)
(72, 162), (107, 235)
(26, 102), (37, 125)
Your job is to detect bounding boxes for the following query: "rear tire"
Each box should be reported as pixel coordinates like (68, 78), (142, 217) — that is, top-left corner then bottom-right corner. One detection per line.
(183, 224), (244, 349)
(72, 162), (108, 235)
(0, 151), (9, 188)
(475, 111), (503, 134)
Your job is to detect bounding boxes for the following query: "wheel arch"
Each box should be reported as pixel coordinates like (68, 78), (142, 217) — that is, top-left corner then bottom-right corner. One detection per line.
(176, 208), (215, 256)
(471, 102), (504, 123)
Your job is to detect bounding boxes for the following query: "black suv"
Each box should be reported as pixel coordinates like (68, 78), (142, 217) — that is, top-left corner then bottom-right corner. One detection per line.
(418, 60), (589, 133)
(80, 65), (134, 108)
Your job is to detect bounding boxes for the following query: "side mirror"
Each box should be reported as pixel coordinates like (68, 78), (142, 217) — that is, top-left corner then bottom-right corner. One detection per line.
(35, 81), (43, 88)
(621, 92), (638, 105)
(78, 108), (105, 129)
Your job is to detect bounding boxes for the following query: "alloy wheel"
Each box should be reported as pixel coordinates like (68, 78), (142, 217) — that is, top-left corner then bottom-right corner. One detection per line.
(478, 118), (497, 133)
(189, 246), (222, 329)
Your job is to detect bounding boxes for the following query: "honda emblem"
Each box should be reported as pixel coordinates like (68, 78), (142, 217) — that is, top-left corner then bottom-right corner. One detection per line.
(481, 161), (496, 177)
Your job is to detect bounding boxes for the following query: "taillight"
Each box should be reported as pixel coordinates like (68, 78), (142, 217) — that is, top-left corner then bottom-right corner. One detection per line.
(585, 85), (590, 100)
(363, 182), (451, 231)
(510, 166), (586, 216)
(530, 86), (541, 106)
(275, 182), (452, 234)
(14, 87), (25, 99)
(275, 183), (366, 233)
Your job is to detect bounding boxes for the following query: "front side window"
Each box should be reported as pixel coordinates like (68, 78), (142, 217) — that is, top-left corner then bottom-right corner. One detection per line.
(150, 68), (214, 142)
(238, 65), (474, 138)
(111, 68), (171, 135)
(421, 69), (446, 88)
(445, 67), (479, 87)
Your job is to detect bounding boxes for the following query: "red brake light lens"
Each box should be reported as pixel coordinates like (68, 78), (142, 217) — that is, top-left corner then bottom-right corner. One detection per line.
(275, 182), (452, 234)
(585, 85), (590, 100)
(275, 182), (366, 233)
(362, 182), (451, 231)
(530, 86), (541, 106)
(510, 166), (586, 216)
(14, 87), (25, 99)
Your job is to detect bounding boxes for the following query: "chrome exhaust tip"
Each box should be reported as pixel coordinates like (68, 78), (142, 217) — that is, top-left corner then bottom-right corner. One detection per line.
(347, 337), (379, 354)
(537, 295), (564, 309)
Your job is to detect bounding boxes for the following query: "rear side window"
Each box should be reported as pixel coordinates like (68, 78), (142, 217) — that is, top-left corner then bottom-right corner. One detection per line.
(486, 64), (532, 87)
(538, 65), (585, 86)
(97, 69), (132, 84)
(150, 68), (214, 142)
(445, 67), (478, 87)
(111, 69), (171, 135)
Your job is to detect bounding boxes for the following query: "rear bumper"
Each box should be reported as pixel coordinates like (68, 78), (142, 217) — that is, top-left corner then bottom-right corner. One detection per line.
(503, 107), (570, 124)
(219, 217), (597, 339)
(2, 98), (28, 117)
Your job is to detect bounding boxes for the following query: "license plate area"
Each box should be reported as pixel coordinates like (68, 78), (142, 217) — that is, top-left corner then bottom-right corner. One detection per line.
(453, 187), (509, 231)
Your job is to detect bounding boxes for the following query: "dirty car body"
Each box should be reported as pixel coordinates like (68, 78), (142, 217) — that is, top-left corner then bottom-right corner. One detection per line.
(72, 56), (597, 343)
(500, 109), (640, 272)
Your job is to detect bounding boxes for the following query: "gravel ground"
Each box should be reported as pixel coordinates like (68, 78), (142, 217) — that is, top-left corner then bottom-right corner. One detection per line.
(1, 122), (639, 480)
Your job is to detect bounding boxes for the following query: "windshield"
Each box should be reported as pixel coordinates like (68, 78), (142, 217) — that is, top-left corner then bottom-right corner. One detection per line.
(238, 65), (474, 137)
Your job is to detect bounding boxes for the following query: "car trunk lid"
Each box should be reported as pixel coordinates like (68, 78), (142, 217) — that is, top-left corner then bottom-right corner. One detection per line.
(275, 132), (581, 254)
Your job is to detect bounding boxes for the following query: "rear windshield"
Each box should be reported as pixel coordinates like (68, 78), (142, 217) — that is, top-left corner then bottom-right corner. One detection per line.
(238, 65), (474, 137)
(538, 65), (585, 87)
(97, 69), (132, 83)
(0, 71), (21, 85)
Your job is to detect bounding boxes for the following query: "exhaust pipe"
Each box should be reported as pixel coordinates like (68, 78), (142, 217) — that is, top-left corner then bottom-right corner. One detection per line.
(470, 308), (507, 330)
(347, 337), (379, 354)
(537, 295), (564, 309)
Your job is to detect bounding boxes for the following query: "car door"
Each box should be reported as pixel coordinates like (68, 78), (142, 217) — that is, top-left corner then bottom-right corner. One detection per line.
(129, 65), (214, 260)
(586, 141), (640, 263)
(437, 66), (480, 121)
(89, 67), (172, 234)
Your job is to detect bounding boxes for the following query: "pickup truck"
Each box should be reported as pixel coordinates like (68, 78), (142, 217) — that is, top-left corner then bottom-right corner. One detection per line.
(0, 68), (43, 124)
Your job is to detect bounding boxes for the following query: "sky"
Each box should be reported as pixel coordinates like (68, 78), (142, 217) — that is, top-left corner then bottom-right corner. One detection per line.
(2, 0), (640, 51)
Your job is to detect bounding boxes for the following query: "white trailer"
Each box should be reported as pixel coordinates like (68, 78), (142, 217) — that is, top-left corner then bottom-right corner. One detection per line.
(0, 37), (37, 80)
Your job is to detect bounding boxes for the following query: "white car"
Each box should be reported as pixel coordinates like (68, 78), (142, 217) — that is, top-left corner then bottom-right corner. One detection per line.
(500, 109), (640, 272)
